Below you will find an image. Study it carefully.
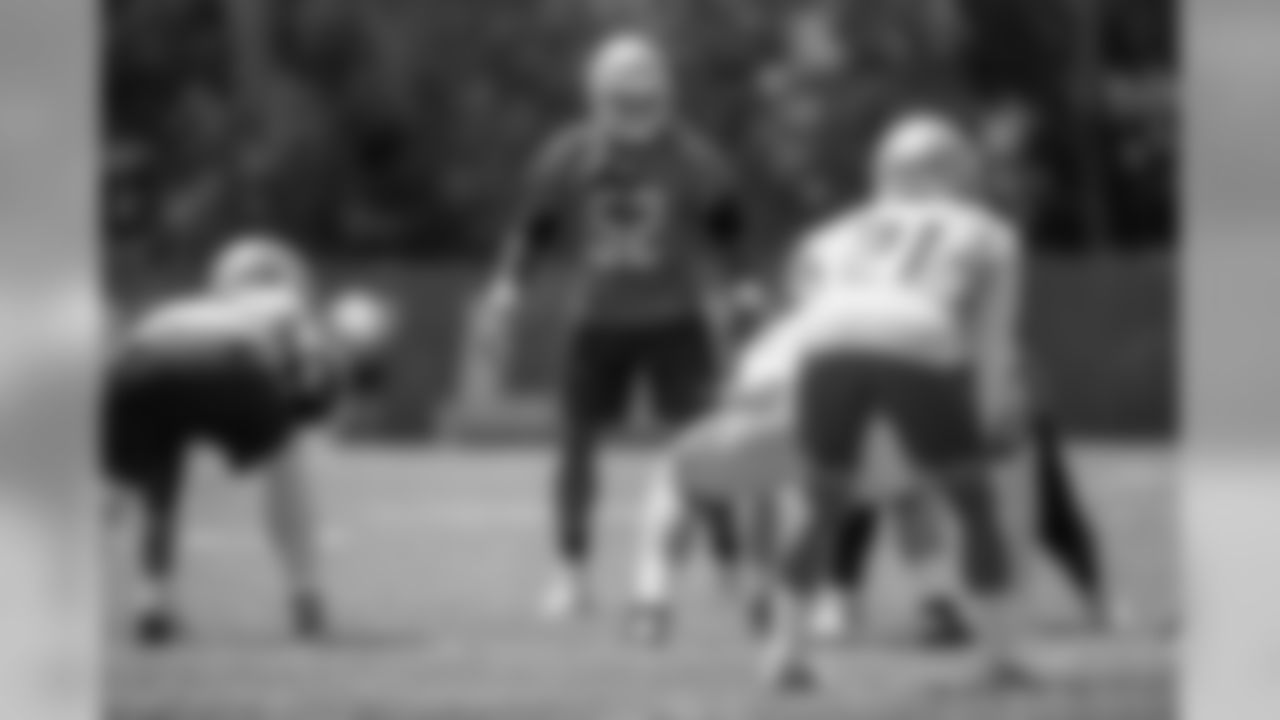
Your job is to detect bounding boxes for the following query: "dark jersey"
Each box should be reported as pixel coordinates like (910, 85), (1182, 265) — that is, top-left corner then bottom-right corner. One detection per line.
(508, 122), (747, 326)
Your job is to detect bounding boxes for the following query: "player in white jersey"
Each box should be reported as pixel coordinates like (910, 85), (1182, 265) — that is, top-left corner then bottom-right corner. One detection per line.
(105, 233), (390, 645)
(624, 146), (1010, 646)
(754, 111), (1029, 691)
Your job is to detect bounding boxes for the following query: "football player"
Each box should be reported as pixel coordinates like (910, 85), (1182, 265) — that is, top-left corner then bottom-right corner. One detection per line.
(104, 233), (384, 645)
(755, 110), (1030, 690)
(474, 31), (755, 620)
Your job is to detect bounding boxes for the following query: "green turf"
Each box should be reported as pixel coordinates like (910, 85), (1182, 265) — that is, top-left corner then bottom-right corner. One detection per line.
(105, 445), (1176, 720)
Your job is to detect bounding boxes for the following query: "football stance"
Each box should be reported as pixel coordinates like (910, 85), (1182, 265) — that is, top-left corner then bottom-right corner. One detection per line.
(105, 234), (392, 645)
(753, 111), (1029, 690)
(474, 31), (754, 620)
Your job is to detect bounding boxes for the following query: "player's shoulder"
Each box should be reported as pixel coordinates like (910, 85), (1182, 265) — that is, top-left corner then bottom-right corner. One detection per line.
(932, 197), (1020, 258)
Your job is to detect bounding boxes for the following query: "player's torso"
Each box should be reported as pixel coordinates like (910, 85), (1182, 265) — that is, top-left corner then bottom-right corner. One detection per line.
(558, 127), (717, 325)
(795, 197), (998, 366)
(126, 289), (312, 378)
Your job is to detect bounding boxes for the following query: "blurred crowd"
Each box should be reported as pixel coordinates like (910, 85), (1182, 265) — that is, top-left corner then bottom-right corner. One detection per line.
(105, 0), (1176, 266)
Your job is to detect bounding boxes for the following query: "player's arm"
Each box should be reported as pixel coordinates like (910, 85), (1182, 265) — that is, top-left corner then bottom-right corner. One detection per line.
(972, 224), (1025, 438)
(482, 127), (581, 314)
(686, 131), (766, 315)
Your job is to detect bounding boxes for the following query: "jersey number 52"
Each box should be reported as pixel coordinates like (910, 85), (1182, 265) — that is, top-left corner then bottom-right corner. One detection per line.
(588, 185), (668, 271)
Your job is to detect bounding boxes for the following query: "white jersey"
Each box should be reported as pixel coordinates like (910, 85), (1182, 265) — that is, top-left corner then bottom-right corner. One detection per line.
(730, 195), (1020, 398)
(129, 285), (319, 359)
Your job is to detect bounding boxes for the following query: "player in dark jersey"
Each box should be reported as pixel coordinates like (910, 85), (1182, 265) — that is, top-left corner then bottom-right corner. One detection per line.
(475, 32), (755, 619)
(104, 235), (390, 645)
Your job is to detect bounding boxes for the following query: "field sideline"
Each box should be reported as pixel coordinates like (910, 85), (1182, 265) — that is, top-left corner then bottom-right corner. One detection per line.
(106, 443), (1176, 720)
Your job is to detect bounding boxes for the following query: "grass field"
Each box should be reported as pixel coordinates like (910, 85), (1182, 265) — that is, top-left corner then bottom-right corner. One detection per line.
(105, 443), (1176, 720)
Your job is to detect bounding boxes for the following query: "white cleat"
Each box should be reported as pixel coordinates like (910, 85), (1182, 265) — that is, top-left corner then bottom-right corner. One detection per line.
(809, 591), (855, 643)
(541, 571), (591, 622)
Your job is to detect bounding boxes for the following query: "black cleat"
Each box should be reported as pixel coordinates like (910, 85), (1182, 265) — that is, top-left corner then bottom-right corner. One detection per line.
(917, 596), (973, 649)
(766, 653), (819, 694)
(982, 655), (1040, 691)
(292, 594), (330, 641)
(134, 609), (181, 648)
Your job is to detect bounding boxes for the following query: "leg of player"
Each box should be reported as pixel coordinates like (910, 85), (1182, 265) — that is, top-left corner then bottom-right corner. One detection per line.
(629, 452), (695, 643)
(735, 490), (781, 636)
(892, 358), (1034, 684)
(945, 459), (1036, 686)
(544, 326), (622, 620)
(638, 314), (726, 596)
(812, 499), (876, 642)
(1030, 411), (1125, 630)
(697, 495), (743, 595)
(132, 471), (184, 646)
(546, 417), (604, 619)
(829, 501), (877, 596)
(259, 441), (328, 639)
(890, 485), (972, 647)
(763, 351), (869, 691)
(762, 481), (824, 692)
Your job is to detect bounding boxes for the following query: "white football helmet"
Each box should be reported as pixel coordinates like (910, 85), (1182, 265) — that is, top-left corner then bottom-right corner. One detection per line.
(870, 111), (979, 199)
(209, 232), (308, 295)
(584, 31), (673, 143)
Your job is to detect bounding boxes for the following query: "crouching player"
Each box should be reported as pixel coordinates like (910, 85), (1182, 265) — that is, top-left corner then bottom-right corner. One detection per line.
(104, 234), (389, 645)
(627, 315), (807, 642)
(752, 110), (1033, 691)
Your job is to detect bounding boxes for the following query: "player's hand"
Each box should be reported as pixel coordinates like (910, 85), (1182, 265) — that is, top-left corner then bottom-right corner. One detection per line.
(469, 278), (519, 390)
(474, 278), (519, 336)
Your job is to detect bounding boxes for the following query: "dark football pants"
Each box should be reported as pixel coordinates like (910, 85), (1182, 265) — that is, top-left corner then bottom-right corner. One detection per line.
(828, 408), (1106, 607)
(790, 350), (1012, 597)
(554, 315), (717, 565)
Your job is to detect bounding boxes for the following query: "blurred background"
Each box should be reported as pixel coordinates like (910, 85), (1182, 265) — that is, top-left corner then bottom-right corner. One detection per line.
(102, 0), (1177, 440)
